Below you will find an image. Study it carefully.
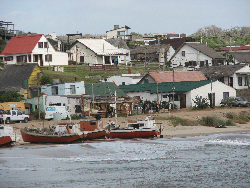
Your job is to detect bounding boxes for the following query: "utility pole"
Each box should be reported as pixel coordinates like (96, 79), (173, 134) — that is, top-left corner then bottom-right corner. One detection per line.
(172, 69), (175, 111)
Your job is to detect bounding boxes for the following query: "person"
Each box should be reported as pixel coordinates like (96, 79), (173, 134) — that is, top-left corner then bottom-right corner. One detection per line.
(156, 104), (159, 113)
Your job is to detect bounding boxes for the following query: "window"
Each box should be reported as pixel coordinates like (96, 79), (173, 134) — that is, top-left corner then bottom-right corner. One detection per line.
(17, 55), (27, 63)
(33, 55), (38, 62)
(238, 77), (242, 86)
(244, 77), (248, 86)
(223, 92), (229, 99)
(122, 82), (125, 85)
(45, 54), (52, 62)
(38, 42), (43, 48)
(52, 86), (58, 95)
(44, 42), (48, 48)
(182, 51), (185, 57)
(200, 61), (204, 67)
(70, 85), (76, 94)
(205, 60), (208, 66)
(4, 56), (13, 61)
(37, 73), (40, 79)
(80, 56), (84, 62)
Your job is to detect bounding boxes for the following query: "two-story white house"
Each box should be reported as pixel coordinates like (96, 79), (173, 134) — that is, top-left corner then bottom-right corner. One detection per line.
(199, 64), (250, 90)
(170, 42), (226, 70)
(1, 34), (68, 67)
(106, 25), (131, 40)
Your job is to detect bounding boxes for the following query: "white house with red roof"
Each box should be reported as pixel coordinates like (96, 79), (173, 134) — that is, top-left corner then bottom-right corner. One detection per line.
(1, 34), (68, 67)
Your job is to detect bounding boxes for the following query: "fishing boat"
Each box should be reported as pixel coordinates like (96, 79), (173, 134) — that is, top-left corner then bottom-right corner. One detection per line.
(20, 123), (83, 143)
(79, 119), (107, 140)
(107, 116), (163, 139)
(0, 124), (15, 146)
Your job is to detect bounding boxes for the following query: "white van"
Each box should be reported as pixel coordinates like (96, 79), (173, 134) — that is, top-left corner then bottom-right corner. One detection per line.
(45, 106), (70, 120)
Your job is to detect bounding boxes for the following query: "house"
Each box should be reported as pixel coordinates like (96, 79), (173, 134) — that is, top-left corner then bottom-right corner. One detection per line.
(199, 64), (250, 90)
(0, 63), (43, 99)
(221, 46), (250, 52)
(170, 42), (226, 70)
(1, 34), (68, 67)
(101, 74), (143, 86)
(41, 81), (85, 95)
(69, 39), (126, 65)
(24, 95), (82, 115)
(105, 38), (131, 65)
(226, 52), (250, 64)
(106, 25), (132, 41)
(137, 71), (206, 84)
(130, 44), (175, 64)
(119, 80), (236, 108)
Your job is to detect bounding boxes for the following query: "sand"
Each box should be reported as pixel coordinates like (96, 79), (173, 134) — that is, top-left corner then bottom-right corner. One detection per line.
(8, 107), (250, 143)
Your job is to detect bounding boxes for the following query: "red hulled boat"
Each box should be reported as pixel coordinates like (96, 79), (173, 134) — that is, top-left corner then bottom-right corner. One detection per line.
(20, 123), (83, 143)
(107, 116), (163, 139)
(79, 120), (106, 140)
(0, 125), (15, 147)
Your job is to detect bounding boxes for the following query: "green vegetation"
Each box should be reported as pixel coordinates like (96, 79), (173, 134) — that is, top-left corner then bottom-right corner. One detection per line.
(40, 75), (53, 85)
(226, 111), (250, 124)
(153, 116), (198, 127)
(200, 116), (236, 127)
(0, 91), (23, 102)
(192, 95), (209, 110)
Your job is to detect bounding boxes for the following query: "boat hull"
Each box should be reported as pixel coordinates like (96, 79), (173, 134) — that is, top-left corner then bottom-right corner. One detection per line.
(20, 130), (83, 143)
(0, 136), (13, 146)
(107, 129), (158, 139)
(84, 130), (107, 140)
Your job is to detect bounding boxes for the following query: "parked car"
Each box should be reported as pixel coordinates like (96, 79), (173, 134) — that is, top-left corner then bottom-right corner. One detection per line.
(231, 97), (250, 107)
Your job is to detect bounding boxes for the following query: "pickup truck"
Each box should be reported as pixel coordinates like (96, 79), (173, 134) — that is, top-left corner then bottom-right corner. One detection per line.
(0, 110), (29, 124)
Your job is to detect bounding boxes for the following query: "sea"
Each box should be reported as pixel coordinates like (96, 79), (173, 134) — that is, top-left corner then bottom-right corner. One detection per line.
(0, 132), (250, 188)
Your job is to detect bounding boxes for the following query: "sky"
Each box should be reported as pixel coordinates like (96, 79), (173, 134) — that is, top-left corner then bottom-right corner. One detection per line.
(1, 0), (250, 36)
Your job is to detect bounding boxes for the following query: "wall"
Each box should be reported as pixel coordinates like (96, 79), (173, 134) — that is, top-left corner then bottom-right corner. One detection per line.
(28, 65), (43, 86)
(0, 102), (25, 112)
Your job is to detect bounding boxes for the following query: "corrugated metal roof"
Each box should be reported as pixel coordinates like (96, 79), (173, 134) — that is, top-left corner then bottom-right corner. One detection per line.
(221, 46), (250, 51)
(119, 80), (216, 94)
(77, 39), (124, 55)
(85, 82), (127, 97)
(1, 34), (43, 55)
(148, 71), (207, 83)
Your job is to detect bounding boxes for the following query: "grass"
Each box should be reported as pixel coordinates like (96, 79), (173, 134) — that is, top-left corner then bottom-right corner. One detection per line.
(199, 116), (236, 127)
(42, 64), (168, 83)
(153, 116), (199, 127)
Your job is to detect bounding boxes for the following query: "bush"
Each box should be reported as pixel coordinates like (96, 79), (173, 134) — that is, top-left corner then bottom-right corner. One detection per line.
(201, 116), (236, 127)
(192, 95), (209, 110)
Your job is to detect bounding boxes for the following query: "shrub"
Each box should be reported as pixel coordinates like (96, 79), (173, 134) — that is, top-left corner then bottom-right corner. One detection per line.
(192, 95), (209, 110)
(201, 116), (236, 127)
(32, 109), (45, 120)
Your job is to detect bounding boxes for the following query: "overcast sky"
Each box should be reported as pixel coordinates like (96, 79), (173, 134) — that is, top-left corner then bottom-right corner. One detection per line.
(1, 0), (250, 36)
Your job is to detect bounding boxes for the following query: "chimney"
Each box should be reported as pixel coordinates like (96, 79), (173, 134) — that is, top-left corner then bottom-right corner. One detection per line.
(114, 25), (119, 30)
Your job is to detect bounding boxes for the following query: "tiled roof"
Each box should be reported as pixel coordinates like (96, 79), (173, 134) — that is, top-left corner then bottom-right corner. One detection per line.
(142, 71), (207, 83)
(85, 82), (127, 97)
(119, 80), (216, 94)
(221, 46), (250, 51)
(77, 39), (124, 55)
(199, 64), (248, 79)
(228, 52), (250, 64)
(0, 63), (38, 91)
(1, 34), (43, 55)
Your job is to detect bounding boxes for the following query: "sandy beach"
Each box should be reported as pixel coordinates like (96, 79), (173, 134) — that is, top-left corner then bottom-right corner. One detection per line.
(8, 107), (250, 143)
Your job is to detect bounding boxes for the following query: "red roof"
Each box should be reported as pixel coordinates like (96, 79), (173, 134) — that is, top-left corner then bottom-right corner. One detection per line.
(1, 34), (43, 55)
(149, 71), (207, 83)
(221, 46), (250, 51)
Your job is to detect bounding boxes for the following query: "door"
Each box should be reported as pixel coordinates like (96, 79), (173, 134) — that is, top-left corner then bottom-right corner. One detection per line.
(39, 54), (43, 66)
(208, 93), (215, 108)
(180, 94), (186, 109)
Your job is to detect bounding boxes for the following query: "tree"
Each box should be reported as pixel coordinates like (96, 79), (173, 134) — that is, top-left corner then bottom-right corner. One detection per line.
(0, 91), (23, 102)
(40, 75), (52, 85)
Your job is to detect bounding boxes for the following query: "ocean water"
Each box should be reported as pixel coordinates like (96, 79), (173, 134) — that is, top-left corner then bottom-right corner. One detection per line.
(0, 132), (250, 188)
